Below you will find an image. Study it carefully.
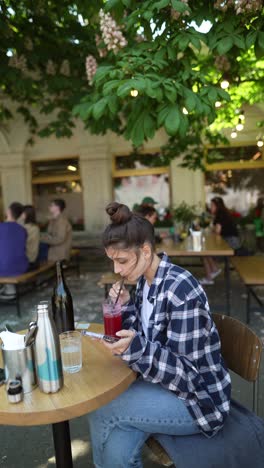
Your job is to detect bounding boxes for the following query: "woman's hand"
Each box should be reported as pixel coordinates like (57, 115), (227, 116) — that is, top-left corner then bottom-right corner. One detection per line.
(109, 281), (130, 305)
(103, 329), (135, 355)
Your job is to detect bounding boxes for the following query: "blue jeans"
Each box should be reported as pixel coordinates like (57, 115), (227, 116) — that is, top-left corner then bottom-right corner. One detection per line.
(88, 379), (199, 468)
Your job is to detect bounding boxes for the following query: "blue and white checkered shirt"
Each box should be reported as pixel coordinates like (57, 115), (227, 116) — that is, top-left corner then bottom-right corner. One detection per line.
(121, 253), (231, 437)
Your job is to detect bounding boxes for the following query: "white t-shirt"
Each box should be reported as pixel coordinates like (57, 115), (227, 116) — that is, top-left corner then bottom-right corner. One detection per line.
(141, 281), (154, 337)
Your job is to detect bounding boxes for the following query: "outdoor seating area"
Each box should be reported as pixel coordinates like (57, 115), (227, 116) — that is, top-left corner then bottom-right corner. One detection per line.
(1, 2), (264, 468)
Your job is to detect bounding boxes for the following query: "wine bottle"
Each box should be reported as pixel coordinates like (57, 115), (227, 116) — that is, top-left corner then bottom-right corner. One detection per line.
(52, 261), (75, 334)
(34, 301), (63, 393)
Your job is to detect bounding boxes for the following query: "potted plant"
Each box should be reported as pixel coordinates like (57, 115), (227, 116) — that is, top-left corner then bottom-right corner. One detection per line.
(173, 202), (198, 239)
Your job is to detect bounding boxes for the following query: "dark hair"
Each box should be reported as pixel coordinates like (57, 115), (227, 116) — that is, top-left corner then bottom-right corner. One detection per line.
(103, 202), (155, 251)
(211, 197), (230, 217)
(23, 205), (37, 224)
(9, 202), (24, 220)
(51, 199), (66, 212)
(134, 205), (157, 218)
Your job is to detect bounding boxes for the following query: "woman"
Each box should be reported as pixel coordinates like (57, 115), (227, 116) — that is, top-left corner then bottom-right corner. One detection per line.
(200, 197), (240, 285)
(20, 205), (40, 269)
(88, 202), (231, 468)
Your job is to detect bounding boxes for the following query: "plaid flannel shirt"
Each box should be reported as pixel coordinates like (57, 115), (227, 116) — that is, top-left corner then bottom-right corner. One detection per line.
(121, 253), (231, 437)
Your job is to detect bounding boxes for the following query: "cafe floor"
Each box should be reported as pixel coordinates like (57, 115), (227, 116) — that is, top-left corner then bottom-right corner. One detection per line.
(0, 248), (264, 468)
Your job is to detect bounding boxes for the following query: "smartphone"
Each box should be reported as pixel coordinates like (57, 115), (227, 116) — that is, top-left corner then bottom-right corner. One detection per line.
(0, 368), (6, 386)
(81, 330), (119, 343)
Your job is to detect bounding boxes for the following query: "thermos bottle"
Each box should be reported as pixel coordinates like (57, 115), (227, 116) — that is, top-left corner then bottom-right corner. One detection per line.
(34, 301), (63, 393)
(52, 261), (75, 334)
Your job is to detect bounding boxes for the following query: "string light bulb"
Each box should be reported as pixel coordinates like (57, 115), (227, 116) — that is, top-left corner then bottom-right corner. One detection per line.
(230, 129), (237, 139)
(130, 89), (138, 97)
(257, 138), (263, 148)
(220, 79), (229, 89)
(215, 101), (221, 108)
(236, 118), (244, 131)
(239, 110), (245, 121)
(67, 165), (77, 171)
(182, 107), (188, 115)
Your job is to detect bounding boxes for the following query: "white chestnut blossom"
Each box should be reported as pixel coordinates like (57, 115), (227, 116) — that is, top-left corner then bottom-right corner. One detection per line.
(46, 60), (56, 75)
(214, 55), (231, 72)
(99, 9), (127, 53)
(85, 55), (97, 85)
(60, 59), (70, 76)
(214, 0), (262, 14)
(8, 54), (27, 72)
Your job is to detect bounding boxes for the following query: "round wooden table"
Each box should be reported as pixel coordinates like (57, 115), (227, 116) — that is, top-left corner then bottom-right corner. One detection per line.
(0, 324), (136, 467)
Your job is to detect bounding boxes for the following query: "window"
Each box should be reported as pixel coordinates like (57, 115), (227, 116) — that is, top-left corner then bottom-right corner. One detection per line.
(31, 157), (84, 230)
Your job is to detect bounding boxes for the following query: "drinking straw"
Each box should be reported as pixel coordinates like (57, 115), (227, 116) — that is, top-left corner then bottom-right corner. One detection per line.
(114, 279), (125, 306)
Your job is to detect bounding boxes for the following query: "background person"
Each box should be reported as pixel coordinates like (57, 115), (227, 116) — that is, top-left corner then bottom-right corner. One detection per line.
(41, 199), (72, 262)
(88, 202), (231, 468)
(20, 205), (40, 269)
(200, 197), (240, 285)
(0, 202), (28, 299)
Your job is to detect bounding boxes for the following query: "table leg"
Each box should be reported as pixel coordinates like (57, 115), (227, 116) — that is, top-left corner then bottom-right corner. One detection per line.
(224, 258), (231, 316)
(246, 286), (251, 324)
(52, 421), (73, 468)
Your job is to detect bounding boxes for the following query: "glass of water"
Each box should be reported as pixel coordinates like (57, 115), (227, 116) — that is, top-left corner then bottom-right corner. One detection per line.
(59, 331), (82, 374)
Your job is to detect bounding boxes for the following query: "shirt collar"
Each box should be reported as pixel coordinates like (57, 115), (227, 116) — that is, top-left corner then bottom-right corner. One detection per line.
(139, 253), (171, 301)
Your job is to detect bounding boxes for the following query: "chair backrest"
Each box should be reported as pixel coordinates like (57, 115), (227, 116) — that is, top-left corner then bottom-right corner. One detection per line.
(212, 313), (262, 382)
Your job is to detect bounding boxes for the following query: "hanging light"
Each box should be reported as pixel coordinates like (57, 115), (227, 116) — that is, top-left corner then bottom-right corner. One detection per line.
(130, 89), (138, 97)
(230, 129), (237, 139)
(236, 118), (244, 131)
(67, 165), (77, 171)
(182, 107), (188, 115)
(215, 101), (221, 108)
(220, 79), (229, 89)
(239, 110), (245, 121)
(257, 138), (264, 148)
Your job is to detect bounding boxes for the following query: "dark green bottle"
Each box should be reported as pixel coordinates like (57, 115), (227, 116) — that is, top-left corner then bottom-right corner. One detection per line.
(51, 261), (75, 334)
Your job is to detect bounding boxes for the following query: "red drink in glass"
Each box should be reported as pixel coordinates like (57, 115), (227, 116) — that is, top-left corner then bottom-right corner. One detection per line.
(103, 301), (122, 337)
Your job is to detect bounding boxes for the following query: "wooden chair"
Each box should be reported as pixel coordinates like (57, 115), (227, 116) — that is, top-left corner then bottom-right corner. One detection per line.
(146, 313), (263, 466)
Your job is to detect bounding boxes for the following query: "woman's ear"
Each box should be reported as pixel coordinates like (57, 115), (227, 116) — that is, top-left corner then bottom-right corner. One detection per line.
(142, 243), (152, 260)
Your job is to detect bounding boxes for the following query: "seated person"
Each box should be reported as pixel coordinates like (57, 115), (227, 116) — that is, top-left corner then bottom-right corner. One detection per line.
(20, 205), (40, 269)
(200, 197), (240, 285)
(134, 205), (158, 225)
(0, 202), (28, 299)
(41, 199), (72, 262)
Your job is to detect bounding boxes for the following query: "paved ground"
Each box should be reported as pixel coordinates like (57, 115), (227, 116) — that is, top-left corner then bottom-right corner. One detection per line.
(0, 248), (264, 467)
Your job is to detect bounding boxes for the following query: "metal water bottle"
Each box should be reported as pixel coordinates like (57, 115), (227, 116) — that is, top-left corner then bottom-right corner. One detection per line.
(34, 301), (63, 393)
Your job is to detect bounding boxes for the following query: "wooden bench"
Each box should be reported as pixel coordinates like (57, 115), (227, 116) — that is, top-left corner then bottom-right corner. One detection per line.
(98, 272), (136, 298)
(231, 256), (264, 323)
(0, 249), (81, 317)
(0, 261), (55, 316)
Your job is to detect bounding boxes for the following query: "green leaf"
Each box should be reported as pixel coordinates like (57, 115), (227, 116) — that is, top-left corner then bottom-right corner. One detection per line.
(178, 35), (190, 51)
(208, 88), (218, 103)
(171, 0), (190, 14)
(217, 88), (230, 101)
(164, 105), (181, 135)
(143, 114), (155, 139)
(233, 36), (245, 49)
(246, 30), (257, 49)
(157, 105), (170, 126)
(163, 82), (177, 103)
(153, 0), (170, 10)
(92, 98), (108, 120)
(108, 96), (119, 114)
(105, 0), (122, 11)
(217, 37), (233, 55)
(258, 31), (264, 50)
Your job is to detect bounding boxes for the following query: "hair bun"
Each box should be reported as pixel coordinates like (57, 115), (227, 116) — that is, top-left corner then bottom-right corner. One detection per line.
(106, 202), (132, 225)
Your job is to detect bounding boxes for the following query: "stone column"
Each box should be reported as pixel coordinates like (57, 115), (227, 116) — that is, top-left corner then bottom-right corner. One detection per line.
(0, 152), (27, 210)
(170, 159), (205, 207)
(79, 144), (112, 233)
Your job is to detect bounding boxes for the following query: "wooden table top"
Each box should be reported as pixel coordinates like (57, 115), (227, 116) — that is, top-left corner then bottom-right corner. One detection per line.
(0, 324), (136, 426)
(157, 233), (234, 257)
(231, 256), (264, 285)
